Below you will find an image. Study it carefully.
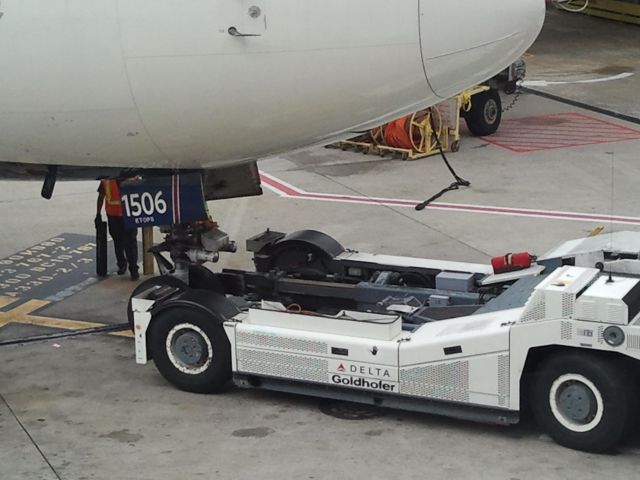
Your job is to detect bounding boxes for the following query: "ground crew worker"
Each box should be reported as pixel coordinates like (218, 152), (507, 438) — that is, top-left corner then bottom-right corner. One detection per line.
(96, 179), (140, 280)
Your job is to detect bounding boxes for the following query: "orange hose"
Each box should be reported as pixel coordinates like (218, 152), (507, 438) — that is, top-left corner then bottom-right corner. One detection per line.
(383, 116), (414, 149)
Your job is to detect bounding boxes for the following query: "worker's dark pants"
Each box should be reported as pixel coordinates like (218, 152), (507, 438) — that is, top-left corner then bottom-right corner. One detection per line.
(107, 215), (138, 273)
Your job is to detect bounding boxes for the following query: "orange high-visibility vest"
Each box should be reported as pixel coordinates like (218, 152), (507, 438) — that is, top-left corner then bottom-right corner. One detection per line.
(102, 179), (123, 217)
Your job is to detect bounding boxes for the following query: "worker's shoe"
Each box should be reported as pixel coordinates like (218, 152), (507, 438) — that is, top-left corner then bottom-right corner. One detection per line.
(117, 265), (127, 275)
(130, 269), (140, 281)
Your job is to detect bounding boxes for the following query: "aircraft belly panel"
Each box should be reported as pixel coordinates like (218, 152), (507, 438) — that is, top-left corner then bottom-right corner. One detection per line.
(118, 0), (432, 168)
(0, 110), (166, 168)
(0, 1), (165, 167)
(125, 45), (430, 168)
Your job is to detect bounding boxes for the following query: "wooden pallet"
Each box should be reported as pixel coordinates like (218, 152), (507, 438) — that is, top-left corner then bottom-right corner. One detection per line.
(582, 0), (640, 25)
(330, 140), (437, 161)
(328, 86), (486, 161)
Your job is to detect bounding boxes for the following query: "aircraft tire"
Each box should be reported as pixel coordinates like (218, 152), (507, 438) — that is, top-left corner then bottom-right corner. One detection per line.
(464, 88), (502, 136)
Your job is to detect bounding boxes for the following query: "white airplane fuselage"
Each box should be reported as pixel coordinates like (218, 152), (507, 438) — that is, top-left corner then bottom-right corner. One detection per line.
(0, 0), (545, 171)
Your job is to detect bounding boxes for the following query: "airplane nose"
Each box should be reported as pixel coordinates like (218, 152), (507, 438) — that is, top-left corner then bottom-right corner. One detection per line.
(419, 0), (546, 98)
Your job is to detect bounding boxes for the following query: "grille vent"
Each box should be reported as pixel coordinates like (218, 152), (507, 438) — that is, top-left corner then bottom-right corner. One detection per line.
(561, 294), (573, 318)
(400, 361), (470, 402)
(237, 330), (327, 354)
(627, 335), (640, 350)
(521, 291), (546, 323)
(237, 348), (328, 383)
(498, 354), (509, 407)
(560, 321), (573, 340)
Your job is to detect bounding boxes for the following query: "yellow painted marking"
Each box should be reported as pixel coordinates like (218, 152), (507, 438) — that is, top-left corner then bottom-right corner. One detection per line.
(0, 297), (130, 338)
(19, 315), (102, 331)
(0, 296), (18, 309)
(588, 226), (605, 237)
(111, 330), (134, 338)
(5, 299), (50, 316)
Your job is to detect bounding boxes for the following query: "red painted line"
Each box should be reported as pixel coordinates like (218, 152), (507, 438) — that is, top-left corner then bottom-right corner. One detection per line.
(498, 144), (598, 152)
(495, 128), (639, 138)
(501, 122), (625, 130)
(499, 113), (640, 135)
(482, 136), (640, 152)
(486, 139), (630, 148)
(493, 133), (639, 140)
(492, 131), (588, 138)
(498, 123), (626, 129)
(547, 124), (638, 132)
(486, 130), (632, 136)
(486, 138), (582, 146)
(545, 140), (631, 149)
(262, 175), (300, 196)
(480, 138), (581, 151)
(172, 175), (178, 224)
(479, 140), (528, 153)
(487, 140), (614, 148)
(487, 138), (574, 144)
(571, 112), (640, 134)
(259, 172), (640, 226)
(172, 174), (182, 224)
(494, 128), (638, 137)
(493, 136), (626, 143)
(509, 112), (638, 129)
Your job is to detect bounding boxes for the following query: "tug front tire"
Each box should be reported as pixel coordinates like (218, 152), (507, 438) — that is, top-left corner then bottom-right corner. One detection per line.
(150, 307), (231, 394)
(530, 352), (632, 453)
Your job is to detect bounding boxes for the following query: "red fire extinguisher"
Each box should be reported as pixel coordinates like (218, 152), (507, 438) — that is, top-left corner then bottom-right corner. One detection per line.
(491, 252), (534, 274)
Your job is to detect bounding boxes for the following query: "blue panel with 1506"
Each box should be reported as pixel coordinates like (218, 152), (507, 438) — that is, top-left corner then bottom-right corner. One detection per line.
(119, 174), (209, 229)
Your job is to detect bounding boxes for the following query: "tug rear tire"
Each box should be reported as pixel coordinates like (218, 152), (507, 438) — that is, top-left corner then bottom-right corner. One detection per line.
(530, 352), (633, 453)
(127, 275), (188, 331)
(126, 267), (224, 331)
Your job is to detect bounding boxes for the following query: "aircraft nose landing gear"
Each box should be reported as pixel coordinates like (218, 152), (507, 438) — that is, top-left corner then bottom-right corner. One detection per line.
(117, 171), (242, 287)
(126, 222), (237, 331)
(150, 222), (237, 286)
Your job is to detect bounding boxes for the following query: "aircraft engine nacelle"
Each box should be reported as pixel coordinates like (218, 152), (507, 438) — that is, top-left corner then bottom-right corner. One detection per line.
(419, 0), (546, 99)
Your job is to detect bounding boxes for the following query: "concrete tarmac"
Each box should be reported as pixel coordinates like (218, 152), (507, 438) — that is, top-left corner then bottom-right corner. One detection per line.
(2, 9), (640, 480)
(527, 9), (640, 119)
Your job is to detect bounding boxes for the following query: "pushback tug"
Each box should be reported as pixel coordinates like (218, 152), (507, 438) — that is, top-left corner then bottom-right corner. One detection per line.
(131, 229), (640, 453)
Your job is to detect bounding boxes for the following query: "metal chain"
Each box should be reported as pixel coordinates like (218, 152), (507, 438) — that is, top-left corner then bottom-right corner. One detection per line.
(502, 82), (523, 113)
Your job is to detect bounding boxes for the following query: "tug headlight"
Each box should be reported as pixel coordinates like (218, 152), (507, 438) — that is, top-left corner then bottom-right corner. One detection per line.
(603, 326), (625, 347)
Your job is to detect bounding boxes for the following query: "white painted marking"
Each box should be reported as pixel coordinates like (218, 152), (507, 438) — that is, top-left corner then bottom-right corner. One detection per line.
(523, 72), (634, 88)
(260, 172), (640, 226)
